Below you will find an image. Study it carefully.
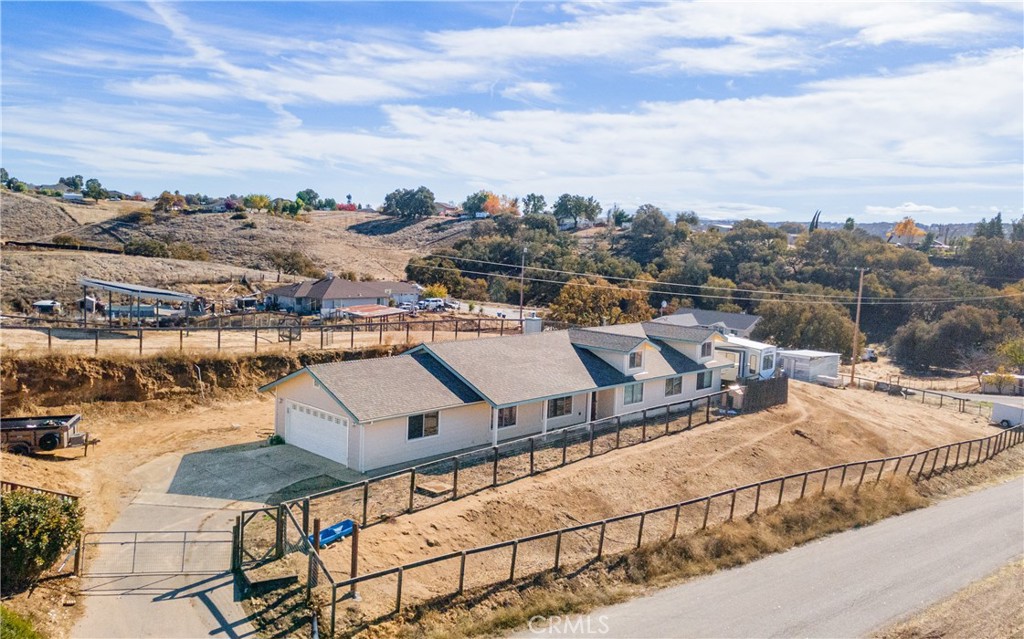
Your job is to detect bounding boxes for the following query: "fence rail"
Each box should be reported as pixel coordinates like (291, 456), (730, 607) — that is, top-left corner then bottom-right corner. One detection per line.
(849, 375), (993, 416)
(318, 424), (1024, 632)
(276, 387), (744, 535)
(0, 316), (567, 357)
(0, 481), (79, 504)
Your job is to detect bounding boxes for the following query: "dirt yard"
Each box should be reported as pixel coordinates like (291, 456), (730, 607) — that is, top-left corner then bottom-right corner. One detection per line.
(875, 559), (1024, 639)
(842, 356), (980, 392)
(310, 381), (999, 616)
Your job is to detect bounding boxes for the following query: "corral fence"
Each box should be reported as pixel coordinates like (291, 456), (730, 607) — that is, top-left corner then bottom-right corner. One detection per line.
(850, 375), (992, 417)
(320, 424), (1024, 633)
(79, 530), (233, 576)
(0, 316), (569, 357)
(1, 480), (79, 505)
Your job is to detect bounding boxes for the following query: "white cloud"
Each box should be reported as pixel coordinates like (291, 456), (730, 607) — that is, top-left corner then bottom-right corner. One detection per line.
(500, 81), (560, 103)
(863, 202), (963, 217)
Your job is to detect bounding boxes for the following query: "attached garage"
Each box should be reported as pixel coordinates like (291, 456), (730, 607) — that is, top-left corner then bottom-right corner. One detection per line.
(284, 400), (349, 465)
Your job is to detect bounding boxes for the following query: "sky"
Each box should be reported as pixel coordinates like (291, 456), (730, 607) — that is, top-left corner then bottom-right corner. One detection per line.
(2, 2), (1022, 223)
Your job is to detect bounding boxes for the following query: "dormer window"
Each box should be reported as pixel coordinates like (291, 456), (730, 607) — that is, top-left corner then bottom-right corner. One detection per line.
(628, 351), (643, 369)
(700, 342), (713, 358)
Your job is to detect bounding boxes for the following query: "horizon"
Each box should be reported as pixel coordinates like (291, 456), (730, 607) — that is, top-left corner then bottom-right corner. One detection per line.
(2, 1), (1022, 225)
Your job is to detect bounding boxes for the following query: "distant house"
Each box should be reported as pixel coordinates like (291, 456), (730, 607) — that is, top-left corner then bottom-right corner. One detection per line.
(667, 309), (762, 339)
(62, 193), (85, 204)
(260, 317), (730, 471)
(778, 350), (841, 384)
(886, 218), (928, 247)
(265, 275), (420, 315)
(32, 300), (61, 315)
(434, 202), (462, 216)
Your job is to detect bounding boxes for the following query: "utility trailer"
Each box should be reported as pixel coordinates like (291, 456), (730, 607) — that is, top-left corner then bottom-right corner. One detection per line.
(991, 401), (1024, 428)
(1, 414), (91, 456)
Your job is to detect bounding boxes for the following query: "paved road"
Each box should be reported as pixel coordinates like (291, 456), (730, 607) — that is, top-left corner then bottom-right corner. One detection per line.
(520, 478), (1024, 638)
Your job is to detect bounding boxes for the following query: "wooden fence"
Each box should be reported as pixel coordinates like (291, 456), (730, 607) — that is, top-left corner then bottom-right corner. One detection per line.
(850, 375), (992, 417)
(0, 480), (79, 504)
(743, 375), (790, 413)
(316, 424), (1024, 633)
(0, 317), (562, 357)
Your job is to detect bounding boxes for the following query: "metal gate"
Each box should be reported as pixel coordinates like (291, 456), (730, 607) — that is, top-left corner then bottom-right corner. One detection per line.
(81, 530), (233, 576)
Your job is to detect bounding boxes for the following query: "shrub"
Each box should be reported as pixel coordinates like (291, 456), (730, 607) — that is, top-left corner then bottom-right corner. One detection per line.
(168, 242), (210, 261)
(52, 234), (80, 248)
(124, 238), (170, 258)
(230, 212), (248, 220)
(241, 221), (257, 229)
(1, 491), (84, 593)
(123, 210), (154, 225)
(0, 606), (43, 639)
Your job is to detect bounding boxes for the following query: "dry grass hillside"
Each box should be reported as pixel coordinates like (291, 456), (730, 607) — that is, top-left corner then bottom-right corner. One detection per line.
(312, 381), (999, 610)
(0, 250), (290, 312)
(0, 191), (81, 240)
(62, 209), (471, 279)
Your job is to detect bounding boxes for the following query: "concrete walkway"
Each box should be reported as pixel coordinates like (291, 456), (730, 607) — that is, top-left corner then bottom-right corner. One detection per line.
(73, 444), (356, 638)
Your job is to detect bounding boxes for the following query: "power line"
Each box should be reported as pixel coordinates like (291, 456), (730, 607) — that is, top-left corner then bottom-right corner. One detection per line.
(419, 255), (1024, 304)
(416, 262), (1023, 306)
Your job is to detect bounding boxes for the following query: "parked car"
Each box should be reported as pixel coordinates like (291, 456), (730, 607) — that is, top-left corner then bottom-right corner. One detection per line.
(398, 302), (414, 310)
(422, 297), (445, 311)
(444, 299), (459, 310)
(861, 348), (878, 362)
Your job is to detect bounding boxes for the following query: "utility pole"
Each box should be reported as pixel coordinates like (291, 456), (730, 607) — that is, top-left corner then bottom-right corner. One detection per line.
(849, 267), (865, 385)
(518, 247), (527, 321)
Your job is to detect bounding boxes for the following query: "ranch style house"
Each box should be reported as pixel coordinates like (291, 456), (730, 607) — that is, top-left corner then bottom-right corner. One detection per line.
(260, 318), (733, 472)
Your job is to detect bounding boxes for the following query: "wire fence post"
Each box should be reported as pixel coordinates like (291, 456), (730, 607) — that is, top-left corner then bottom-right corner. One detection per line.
(728, 490), (737, 521)
(554, 531), (563, 570)
(702, 497), (711, 529)
(615, 417), (622, 448)
(395, 567), (403, 613)
(452, 456), (460, 499)
(458, 551), (467, 595)
(589, 423), (596, 457)
(509, 541), (519, 582)
(597, 522), (607, 559)
(777, 477), (786, 506)
(361, 481), (369, 527)
(561, 428), (569, 466)
(636, 513), (646, 547)
(408, 469), (416, 513)
(754, 483), (761, 513)
(839, 465), (848, 487)
(672, 504), (682, 538)
(822, 468), (830, 492)
(349, 523), (359, 597)
(800, 473), (809, 498)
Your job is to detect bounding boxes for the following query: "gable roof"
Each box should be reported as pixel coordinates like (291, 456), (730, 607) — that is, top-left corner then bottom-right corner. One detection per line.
(660, 309), (762, 333)
(265, 277), (419, 301)
(265, 351), (482, 422)
(568, 328), (648, 352)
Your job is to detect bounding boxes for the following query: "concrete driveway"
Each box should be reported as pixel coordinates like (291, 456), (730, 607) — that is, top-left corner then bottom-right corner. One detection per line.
(73, 444), (363, 638)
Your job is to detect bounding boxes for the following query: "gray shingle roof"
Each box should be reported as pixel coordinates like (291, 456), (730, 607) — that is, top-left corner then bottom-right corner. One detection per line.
(266, 277), (418, 301)
(305, 351), (482, 422)
(640, 321), (717, 343)
(568, 328), (648, 352)
(660, 309), (761, 332)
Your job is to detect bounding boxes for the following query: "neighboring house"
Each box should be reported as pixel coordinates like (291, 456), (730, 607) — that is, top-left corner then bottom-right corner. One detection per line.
(716, 335), (777, 382)
(260, 319), (730, 471)
(62, 193), (85, 203)
(980, 373), (1024, 396)
(31, 300), (61, 315)
(265, 275), (420, 315)
(778, 350), (841, 384)
(666, 309), (762, 339)
(434, 202), (462, 216)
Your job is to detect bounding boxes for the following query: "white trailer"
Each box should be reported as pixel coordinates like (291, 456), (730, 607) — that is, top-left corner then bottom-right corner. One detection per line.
(991, 400), (1024, 428)
(778, 349), (841, 384)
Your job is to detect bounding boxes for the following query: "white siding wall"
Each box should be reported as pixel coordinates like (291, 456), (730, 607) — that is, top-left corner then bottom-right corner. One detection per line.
(272, 373), (360, 467)
(495, 393), (590, 441)
(614, 370), (723, 421)
(360, 402), (491, 471)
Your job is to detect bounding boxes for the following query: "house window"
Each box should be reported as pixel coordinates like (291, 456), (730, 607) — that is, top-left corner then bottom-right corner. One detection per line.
(665, 377), (682, 396)
(408, 412), (439, 440)
(696, 371), (713, 390)
(498, 406), (517, 428)
(628, 351), (643, 369)
(547, 396), (572, 418)
(624, 383), (644, 405)
(700, 342), (713, 358)
(762, 354), (775, 372)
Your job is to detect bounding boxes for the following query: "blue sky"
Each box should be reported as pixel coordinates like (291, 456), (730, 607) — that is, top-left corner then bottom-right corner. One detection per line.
(2, 2), (1022, 223)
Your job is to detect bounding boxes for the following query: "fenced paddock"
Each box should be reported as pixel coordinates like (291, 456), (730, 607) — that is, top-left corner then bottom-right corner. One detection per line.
(0, 317), (559, 358)
(849, 375), (993, 417)
(313, 425), (1024, 628)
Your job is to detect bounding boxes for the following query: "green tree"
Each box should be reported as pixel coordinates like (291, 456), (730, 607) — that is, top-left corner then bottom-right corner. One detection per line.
(622, 204), (672, 265)
(997, 338), (1024, 374)
(548, 277), (653, 325)
(384, 186), (436, 218)
(84, 178), (107, 201)
(422, 283), (449, 299)
(322, 197), (337, 210)
(1011, 217), (1024, 242)
(844, 217), (855, 231)
(1, 491), (84, 593)
(522, 193), (547, 216)
(753, 300), (855, 356)
(59, 175), (84, 191)
(296, 189), (320, 209)
(462, 190), (492, 214)
(152, 190), (185, 213)
(552, 193), (601, 229)
(243, 194), (271, 212)
(0, 168), (8, 184)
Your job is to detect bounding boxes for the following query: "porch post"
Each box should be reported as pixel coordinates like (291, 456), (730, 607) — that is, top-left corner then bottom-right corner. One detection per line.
(491, 407), (499, 446)
(585, 393), (592, 423)
(541, 400), (549, 435)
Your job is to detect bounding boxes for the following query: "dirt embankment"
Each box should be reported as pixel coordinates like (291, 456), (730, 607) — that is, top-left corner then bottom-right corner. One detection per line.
(0, 191), (80, 241)
(0, 346), (410, 412)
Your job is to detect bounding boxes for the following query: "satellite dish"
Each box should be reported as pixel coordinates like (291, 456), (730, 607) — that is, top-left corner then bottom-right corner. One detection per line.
(661, 300), (668, 308)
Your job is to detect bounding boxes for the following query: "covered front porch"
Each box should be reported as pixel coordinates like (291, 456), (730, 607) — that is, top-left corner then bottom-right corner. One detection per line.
(488, 389), (619, 446)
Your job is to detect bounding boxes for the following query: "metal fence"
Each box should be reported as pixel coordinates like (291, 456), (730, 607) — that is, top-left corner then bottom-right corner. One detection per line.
(80, 530), (233, 576)
(321, 425), (1024, 631)
(850, 375), (993, 417)
(277, 388), (740, 537)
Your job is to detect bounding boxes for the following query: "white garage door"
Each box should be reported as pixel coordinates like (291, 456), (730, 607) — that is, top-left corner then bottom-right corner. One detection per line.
(285, 401), (349, 466)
